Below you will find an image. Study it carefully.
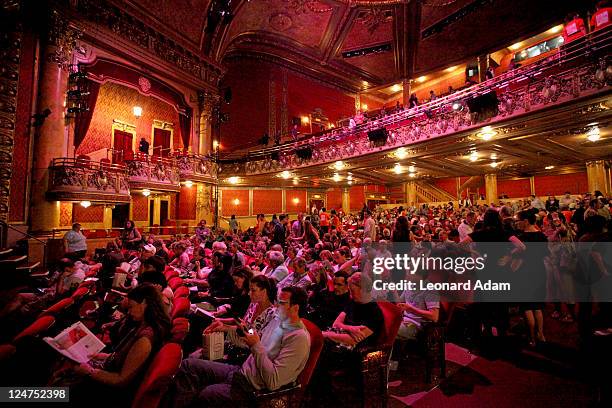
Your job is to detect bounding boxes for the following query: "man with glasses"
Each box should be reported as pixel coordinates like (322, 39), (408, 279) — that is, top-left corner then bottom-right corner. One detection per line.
(170, 286), (310, 407)
(277, 257), (312, 291)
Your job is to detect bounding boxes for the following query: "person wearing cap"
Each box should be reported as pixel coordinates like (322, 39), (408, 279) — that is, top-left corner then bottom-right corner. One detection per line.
(63, 223), (88, 260)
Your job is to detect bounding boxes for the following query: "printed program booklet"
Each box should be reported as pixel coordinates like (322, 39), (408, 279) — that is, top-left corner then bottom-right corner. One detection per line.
(44, 321), (105, 363)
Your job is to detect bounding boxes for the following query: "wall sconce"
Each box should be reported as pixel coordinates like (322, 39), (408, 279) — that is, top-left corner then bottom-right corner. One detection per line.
(184, 180), (193, 188)
(301, 116), (309, 124)
(80, 200), (91, 208)
(133, 106), (143, 118)
(293, 198), (300, 204)
(142, 189), (151, 197)
(233, 198), (240, 205)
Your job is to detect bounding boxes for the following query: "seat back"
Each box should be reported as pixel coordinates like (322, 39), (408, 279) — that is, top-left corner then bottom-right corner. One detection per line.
(13, 315), (55, 342)
(376, 301), (403, 348)
(167, 277), (183, 291)
(171, 297), (190, 320)
(297, 319), (324, 388)
(173, 286), (189, 298)
(164, 269), (179, 281)
(131, 342), (182, 408)
(170, 317), (190, 344)
(41, 297), (75, 317)
(71, 286), (90, 301)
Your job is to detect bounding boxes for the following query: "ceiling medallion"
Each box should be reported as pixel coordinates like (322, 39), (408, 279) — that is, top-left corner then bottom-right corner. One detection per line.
(138, 76), (151, 93)
(357, 8), (393, 34)
(269, 13), (293, 32)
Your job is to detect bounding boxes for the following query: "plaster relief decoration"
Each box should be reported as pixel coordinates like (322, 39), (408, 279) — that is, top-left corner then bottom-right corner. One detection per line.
(287, 0), (332, 14)
(138, 76), (152, 94)
(269, 13), (293, 32)
(48, 10), (82, 70)
(356, 8), (393, 34)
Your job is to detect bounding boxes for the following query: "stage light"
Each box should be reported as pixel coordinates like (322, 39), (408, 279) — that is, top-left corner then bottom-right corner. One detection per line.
(545, 165), (555, 170)
(183, 180), (193, 188)
(80, 200), (91, 208)
(133, 106), (143, 117)
(228, 176), (239, 184)
(280, 171), (291, 179)
(396, 147), (408, 159)
(142, 189), (151, 197)
(587, 127), (601, 142)
(393, 163), (402, 174)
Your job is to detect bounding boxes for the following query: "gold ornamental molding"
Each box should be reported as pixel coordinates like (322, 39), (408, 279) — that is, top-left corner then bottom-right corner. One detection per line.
(112, 119), (136, 133)
(152, 120), (174, 131)
(0, 0), (22, 223)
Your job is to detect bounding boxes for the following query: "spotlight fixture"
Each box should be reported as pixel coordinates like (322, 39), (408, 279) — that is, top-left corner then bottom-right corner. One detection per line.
(333, 161), (346, 170)
(133, 106), (143, 118)
(332, 173), (341, 182)
(347, 173), (353, 181)
(587, 127), (601, 142)
(408, 165), (416, 173)
(469, 151), (478, 162)
(477, 126), (497, 141)
(80, 200), (91, 208)
(280, 170), (291, 179)
(142, 189), (151, 197)
(227, 176), (239, 184)
(393, 163), (402, 174)
(452, 102), (464, 111)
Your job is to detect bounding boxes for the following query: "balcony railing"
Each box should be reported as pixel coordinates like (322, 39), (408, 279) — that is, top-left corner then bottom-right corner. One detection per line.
(124, 154), (181, 192)
(174, 152), (218, 182)
(219, 27), (611, 176)
(47, 157), (130, 202)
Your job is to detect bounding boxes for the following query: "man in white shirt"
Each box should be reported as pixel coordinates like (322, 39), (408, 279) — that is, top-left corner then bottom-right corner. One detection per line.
(363, 212), (377, 241)
(530, 195), (545, 210)
(458, 212), (475, 241)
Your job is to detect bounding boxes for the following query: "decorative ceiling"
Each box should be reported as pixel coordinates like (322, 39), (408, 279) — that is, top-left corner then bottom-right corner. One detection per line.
(112, 0), (590, 92)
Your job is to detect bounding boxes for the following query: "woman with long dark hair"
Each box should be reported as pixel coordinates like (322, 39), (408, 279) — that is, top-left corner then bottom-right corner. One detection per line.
(121, 220), (142, 250)
(391, 215), (410, 242)
(69, 283), (171, 403)
(291, 219), (320, 248)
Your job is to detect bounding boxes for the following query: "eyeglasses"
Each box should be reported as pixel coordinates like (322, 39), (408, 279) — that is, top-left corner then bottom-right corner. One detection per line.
(276, 300), (290, 306)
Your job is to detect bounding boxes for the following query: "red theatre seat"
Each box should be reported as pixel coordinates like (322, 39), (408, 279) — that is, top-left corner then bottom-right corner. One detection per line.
(167, 277), (183, 292)
(173, 286), (189, 299)
(131, 342), (183, 408)
(164, 269), (179, 281)
(41, 298), (75, 316)
(377, 301), (403, 347)
(170, 317), (190, 343)
(13, 315), (55, 342)
(71, 286), (90, 301)
(171, 297), (190, 320)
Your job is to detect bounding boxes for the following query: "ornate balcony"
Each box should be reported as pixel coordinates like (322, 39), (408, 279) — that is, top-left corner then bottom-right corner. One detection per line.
(124, 154), (181, 192)
(219, 28), (611, 177)
(175, 153), (217, 183)
(47, 158), (130, 202)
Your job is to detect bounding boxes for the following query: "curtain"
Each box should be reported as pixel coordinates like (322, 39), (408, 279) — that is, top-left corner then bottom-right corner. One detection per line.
(74, 80), (100, 149)
(179, 107), (192, 150)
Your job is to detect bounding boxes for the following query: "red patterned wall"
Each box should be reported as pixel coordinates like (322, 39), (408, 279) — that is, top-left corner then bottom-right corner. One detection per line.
(132, 194), (149, 221)
(498, 178), (531, 198)
(326, 188), (342, 211)
(433, 178), (457, 197)
(77, 82), (181, 156)
(286, 190), (307, 213)
(389, 185), (404, 203)
(177, 186), (196, 220)
(9, 30), (36, 222)
(359, 95), (384, 111)
(253, 190), (283, 214)
(60, 202), (73, 227)
(349, 186), (365, 210)
(170, 193), (177, 220)
(534, 173), (588, 196)
(222, 189), (249, 216)
(72, 204), (104, 223)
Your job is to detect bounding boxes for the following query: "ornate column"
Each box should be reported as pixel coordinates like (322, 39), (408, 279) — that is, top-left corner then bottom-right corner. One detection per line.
(342, 188), (350, 214)
(30, 11), (80, 233)
(197, 91), (219, 155)
(484, 173), (498, 205)
(586, 160), (610, 196)
(406, 181), (417, 207)
(195, 183), (213, 225)
(477, 54), (488, 82)
(402, 79), (411, 107)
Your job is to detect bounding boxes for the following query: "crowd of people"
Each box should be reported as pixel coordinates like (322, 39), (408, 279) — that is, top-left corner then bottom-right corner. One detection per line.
(2, 190), (612, 406)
